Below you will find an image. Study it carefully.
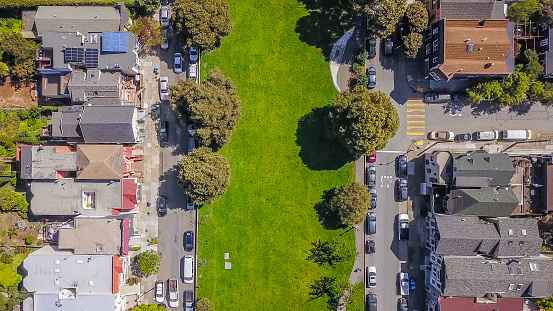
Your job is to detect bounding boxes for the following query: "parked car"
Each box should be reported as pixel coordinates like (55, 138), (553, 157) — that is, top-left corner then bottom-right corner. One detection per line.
(367, 67), (376, 88)
(184, 231), (194, 252)
(189, 47), (199, 63)
(424, 92), (451, 103)
(159, 76), (169, 101)
(428, 131), (454, 141)
(453, 92), (468, 102)
(384, 36), (393, 56)
(187, 124), (197, 135)
(157, 196), (167, 217)
(367, 152), (376, 163)
(366, 165), (376, 188)
(398, 214), (409, 240)
(398, 298), (408, 311)
(474, 130), (499, 141)
(369, 187), (377, 209)
(186, 195), (195, 210)
(368, 38), (377, 59)
(501, 129), (532, 141)
(399, 272), (409, 295)
(184, 290), (194, 311)
(159, 121), (168, 141)
(155, 281), (165, 303)
(367, 212), (376, 234)
(366, 240), (375, 254)
(188, 136), (198, 153)
(160, 6), (170, 27)
(367, 266), (377, 288)
(174, 53), (183, 74)
(183, 256), (194, 284)
(161, 30), (169, 49)
(367, 293), (377, 311)
(396, 179), (408, 202)
(455, 133), (472, 142)
(396, 155), (407, 178)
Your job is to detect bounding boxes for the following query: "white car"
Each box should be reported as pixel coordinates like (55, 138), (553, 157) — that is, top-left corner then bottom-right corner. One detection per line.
(159, 76), (169, 101)
(399, 272), (409, 295)
(155, 281), (164, 303)
(398, 214), (409, 240)
(367, 266), (376, 288)
(160, 6), (170, 27)
(174, 53), (183, 74)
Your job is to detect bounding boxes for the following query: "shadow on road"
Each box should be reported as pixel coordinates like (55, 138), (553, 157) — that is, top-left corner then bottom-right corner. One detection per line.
(469, 101), (502, 116)
(296, 107), (354, 170)
(508, 101), (534, 115)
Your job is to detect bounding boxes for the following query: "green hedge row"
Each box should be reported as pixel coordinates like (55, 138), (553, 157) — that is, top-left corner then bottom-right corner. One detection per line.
(0, 0), (134, 8)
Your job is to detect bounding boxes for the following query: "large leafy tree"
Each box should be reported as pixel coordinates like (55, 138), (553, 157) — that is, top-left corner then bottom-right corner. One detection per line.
(507, 0), (538, 22)
(134, 0), (160, 12)
(366, 0), (407, 39)
(327, 87), (399, 156)
(170, 68), (242, 147)
(172, 0), (232, 50)
(318, 182), (371, 226)
(196, 298), (215, 311)
(0, 32), (38, 80)
(520, 49), (544, 80)
(131, 17), (163, 47)
(468, 65), (531, 106)
(137, 250), (161, 276)
(405, 2), (429, 32)
(307, 239), (357, 267)
(178, 147), (231, 205)
(0, 188), (26, 212)
(536, 0), (553, 25)
(402, 32), (423, 58)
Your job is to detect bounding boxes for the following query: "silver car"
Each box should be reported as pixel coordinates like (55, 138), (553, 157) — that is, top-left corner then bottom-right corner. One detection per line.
(159, 76), (169, 101)
(160, 6), (170, 27)
(366, 165), (376, 188)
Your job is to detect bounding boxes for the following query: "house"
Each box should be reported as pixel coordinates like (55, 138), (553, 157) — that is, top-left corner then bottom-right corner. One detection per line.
(426, 214), (542, 257)
(21, 3), (129, 39)
(443, 188), (520, 216)
(424, 19), (515, 82)
(57, 217), (130, 255)
(438, 296), (525, 311)
(68, 69), (124, 105)
(537, 26), (553, 78)
(425, 0), (506, 22)
(18, 145), (76, 180)
(49, 105), (138, 144)
(21, 245), (127, 311)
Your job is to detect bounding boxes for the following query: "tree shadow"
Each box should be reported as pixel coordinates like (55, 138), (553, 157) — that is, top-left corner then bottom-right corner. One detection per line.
(508, 100), (534, 115)
(295, 0), (355, 60)
(296, 107), (354, 171)
(314, 188), (348, 230)
(470, 101), (502, 117)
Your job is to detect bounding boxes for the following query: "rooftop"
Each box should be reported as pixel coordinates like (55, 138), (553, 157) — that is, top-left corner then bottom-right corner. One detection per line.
(444, 187), (520, 217)
(58, 218), (122, 255)
(68, 69), (122, 105)
(438, 296), (525, 311)
(452, 152), (515, 187)
(76, 145), (124, 180)
(438, 0), (506, 20)
(19, 145), (76, 180)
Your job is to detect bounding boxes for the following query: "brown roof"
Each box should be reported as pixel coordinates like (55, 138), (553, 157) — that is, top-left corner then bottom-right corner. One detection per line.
(76, 144), (124, 180)
(438, 297), (524, 311)
(439, 19), (514, 80)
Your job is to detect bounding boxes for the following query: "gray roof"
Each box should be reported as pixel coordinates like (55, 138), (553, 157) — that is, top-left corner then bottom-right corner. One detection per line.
(442, 256), (553, 298)
(445, 188), (520, 217)
(79, 106), (137, 144)
(440, 0), (506, 20)
(33, 293), (114, 311)
(452, 153), (515, 187)
(58, 218), (122, 255)
(22, 245), (113, 294)
(50, 106), (83, 139)
(40, 31), (139, 75)
(434, 214), (541, 257)
(29, 179), (122, 216)
(33, 5), (124, 36)
(20, 145), (77, 180)
(68, 69), (122, 105)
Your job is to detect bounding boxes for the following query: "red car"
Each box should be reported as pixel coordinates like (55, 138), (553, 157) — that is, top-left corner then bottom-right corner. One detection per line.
(367, 152), (377, 163)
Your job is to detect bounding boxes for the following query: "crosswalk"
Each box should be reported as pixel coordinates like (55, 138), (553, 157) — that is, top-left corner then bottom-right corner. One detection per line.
(406, 99), (425, 136)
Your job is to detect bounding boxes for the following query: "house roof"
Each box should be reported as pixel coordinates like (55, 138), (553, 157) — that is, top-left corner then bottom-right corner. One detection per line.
(76, 144), (124, 180)
(33, 293), (115, 311)
(442, 256), (553, 298)
(19, 145), (76, 180)
(434, 214), (541, 257)
(437, 19), (515, 80)
(68, 69), (121, 105)
(50, 106), (83, 139)
(122, 178), (138, 210)
(438, 297), (525, 311)
(58, 218), (122, 255)
(79, 105), (136, 144)
(439, 0), (506, 20)
(445, 188), (520, 216)
(452, 153), (515, 187)
(29, 179), (122, 216)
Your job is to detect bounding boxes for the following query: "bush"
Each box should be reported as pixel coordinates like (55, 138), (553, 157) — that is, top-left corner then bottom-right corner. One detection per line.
(0, 253), (12, 264)
(351, 63), (364, 74)
(126, 276), (140, 285)
(137, 250), (161, 276)
(130, 246), (141, 251)
(355, 74), (369, 87)
(0, 0), (133, 8)
(355, 50), (369, 65)
(24, 236), (34, 245)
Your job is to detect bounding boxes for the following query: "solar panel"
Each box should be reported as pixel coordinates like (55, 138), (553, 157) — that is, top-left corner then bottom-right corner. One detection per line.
(85, 49), (99, 68)
(64, 48), (84, 63)
(101, 32), (128, 53)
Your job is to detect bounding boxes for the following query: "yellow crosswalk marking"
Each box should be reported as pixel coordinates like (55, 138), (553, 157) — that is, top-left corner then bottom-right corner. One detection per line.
(407, 132), (425, 136)
(407, 115), (425, 118)
(407, 120), (425, 124)
(407, 126), (425, 130)
(407, 103), (425, 107)
(407, 109), (425, 113)
(407, 98), (423, 101)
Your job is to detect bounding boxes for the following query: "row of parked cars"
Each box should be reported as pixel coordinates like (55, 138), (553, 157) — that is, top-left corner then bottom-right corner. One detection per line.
(155, 280), (194, 310)
(428, 129), (532, 142)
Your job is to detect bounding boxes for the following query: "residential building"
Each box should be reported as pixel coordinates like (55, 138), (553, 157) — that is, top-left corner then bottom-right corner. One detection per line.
(443, 188), (519, 216)
(537, 26), (553, 78)
(541, 161), (553, 212)
(21, 245), (127, 311)
(18, 145), (76, 180)
(68, 69), (124, 105)
(424, 19), (515, 82)
(425, 0), (506, 22)
(438, 296), (525, 311)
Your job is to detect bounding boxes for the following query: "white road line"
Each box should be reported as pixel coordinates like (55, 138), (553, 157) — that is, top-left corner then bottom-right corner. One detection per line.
(376, 150), (406, 154)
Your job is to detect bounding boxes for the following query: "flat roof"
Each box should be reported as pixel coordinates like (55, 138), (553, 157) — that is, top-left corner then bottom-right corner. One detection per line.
(58, 218), (122, 255)
(20, 145), (76, 180)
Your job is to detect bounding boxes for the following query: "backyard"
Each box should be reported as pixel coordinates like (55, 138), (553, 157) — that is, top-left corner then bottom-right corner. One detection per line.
(196, 0), (355, 309)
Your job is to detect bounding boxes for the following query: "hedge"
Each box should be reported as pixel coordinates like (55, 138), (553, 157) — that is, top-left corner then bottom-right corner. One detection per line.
(0, 0), (134, 8)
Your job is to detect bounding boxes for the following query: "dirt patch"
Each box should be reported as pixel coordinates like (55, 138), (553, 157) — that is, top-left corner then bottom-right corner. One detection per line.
(0, 212), (42, 246)
(0, 78), (37, 109)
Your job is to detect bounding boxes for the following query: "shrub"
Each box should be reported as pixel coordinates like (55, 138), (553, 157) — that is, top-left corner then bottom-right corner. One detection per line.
(355, 49), (369, 65)
(355, 74), (369, 87)
(351, 63), (364, 74)
(24, 236), (34, 245)
(130, 246), (141, 251)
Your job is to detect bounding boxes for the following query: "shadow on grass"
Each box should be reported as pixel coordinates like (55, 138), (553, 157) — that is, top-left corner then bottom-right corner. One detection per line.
(314, 188), (348, 230)
(296, 107), (354, 171)
(295, 0), (354, 60)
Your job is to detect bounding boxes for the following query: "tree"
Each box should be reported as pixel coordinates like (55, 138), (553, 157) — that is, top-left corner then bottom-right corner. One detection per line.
(317, 182), (371, 226)
(520, 49), (544, 80)
(507, 0), (538, 22)
(538, 296), (553, 311)
(0, 62), (9, 78)
(178, 147), (231, 205)
(327, 87), (399, 156)
(0, 263), (21, 290)
(0, 188), (24, 212)
(196, 298), (215, 311)
(307, 239), (357, 267)
(172, 0), (232, 50)
(131, 17), (164, 47)
(134, 0), (160, 12)
(137, 250), (161, 276)
(536, 0), (553, 25)
(405, 2), (429, 33)
(0, 33), (37, 63)
(309, 276), (352, 309)
(402, 32), (423, 58)
(468, 65), (531, 106)
(366, 0), (407, 39)
(170, 68), (242, 147)
(133, 304), (166, 311)
(11, 60), (35, 80)
(355, 74), (368, 87)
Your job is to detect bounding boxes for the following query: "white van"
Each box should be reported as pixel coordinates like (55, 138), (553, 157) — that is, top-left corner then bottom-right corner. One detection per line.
(183, 255), (194, 284)
(474, 130), (498, 141)
(501, 130), (532, 141)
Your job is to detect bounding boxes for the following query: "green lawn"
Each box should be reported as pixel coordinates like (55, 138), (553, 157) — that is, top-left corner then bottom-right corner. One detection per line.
(197, 0), (355, 309)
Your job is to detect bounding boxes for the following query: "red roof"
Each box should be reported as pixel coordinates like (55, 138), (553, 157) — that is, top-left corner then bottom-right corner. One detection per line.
(112, 256), (123, 294)
(121, 178), (138, 210)
(439, 297), (525, 311)
(122, 217), (129, 255)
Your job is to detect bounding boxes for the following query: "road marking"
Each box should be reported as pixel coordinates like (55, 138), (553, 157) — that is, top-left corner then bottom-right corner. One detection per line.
(380, 175), (393, 188)
(407, 120), (425, 124)
(376, 150), (405, 153)
(407, 132), (425, 136)
(406, 103), (425, 107)
(407, 115), (425, 118)
(407, 109), (425, 113)
(407, 98), (423, 101)
(407, 126), (425, 130)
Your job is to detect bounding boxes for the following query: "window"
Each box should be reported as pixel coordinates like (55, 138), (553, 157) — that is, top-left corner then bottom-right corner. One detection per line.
(519, 241), (525, 245)
(425, 160), (430, 165)
(529, 262), (539, 271)
(433, 39), (439, 48)
(508, 267), (515, 275)
(433, 28), (439, 35)
(491, 263), (496, 271)
(517, 267), (523, 275)
(508, 284), (515, 290)
(521, 229), (527, 235)
(432, 57), (438, 63)
(541, 38), (549, 47)
(516, 284), (523, 290)
(508, 229), (514, 235)
(426, 43), (431, 55)
(427, 168), (432, 173)
(508, 241), (513, 245)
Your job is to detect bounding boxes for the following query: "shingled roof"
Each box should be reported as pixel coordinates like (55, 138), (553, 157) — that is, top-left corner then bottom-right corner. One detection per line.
(79, 106), (136, 144)
(452, 153), (515, 187)
(444, 188), (519, 216)
(439, 0), (506, 20)
(76, 145), (124, 180)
